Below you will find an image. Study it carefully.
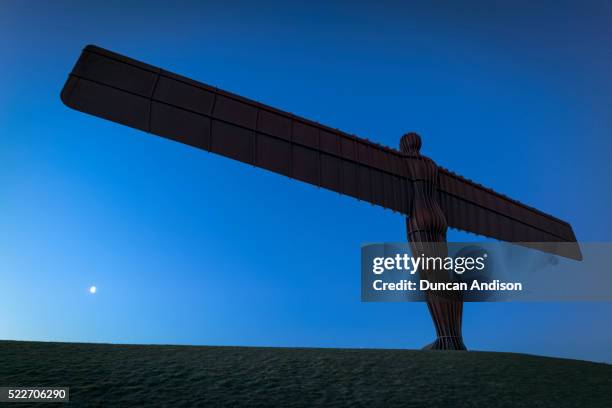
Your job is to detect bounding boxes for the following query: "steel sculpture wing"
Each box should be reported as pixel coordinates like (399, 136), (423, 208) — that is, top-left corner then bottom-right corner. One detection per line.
(60, 45), (581, 260)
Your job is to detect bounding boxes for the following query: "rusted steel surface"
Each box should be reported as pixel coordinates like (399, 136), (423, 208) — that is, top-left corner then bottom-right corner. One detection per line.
(401, 133), (466, 350)
(60, 45), (581, 260)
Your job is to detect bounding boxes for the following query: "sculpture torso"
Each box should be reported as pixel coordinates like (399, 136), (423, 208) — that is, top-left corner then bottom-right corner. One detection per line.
(400, 133), (447, 243)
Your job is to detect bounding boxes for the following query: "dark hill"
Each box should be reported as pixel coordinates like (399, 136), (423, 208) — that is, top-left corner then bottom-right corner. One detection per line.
(0, 340), (610, 407)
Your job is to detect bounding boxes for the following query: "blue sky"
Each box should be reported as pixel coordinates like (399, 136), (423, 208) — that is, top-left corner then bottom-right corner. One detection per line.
(1, 1), (611, 363)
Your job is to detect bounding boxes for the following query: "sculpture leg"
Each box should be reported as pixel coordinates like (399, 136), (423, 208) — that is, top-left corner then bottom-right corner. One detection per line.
(408, 224), (467, 351)
(423, 294), (466, 350)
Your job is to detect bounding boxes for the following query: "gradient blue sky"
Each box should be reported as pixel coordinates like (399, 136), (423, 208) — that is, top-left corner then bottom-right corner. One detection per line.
(1, 1), (611, 363)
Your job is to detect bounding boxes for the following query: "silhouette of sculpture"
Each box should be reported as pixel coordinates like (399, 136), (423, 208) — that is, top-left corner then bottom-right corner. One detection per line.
(60, 45), (581, 350)
(401, 132), (465, 350)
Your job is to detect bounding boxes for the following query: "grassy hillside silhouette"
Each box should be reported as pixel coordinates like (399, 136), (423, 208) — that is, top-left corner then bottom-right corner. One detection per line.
(1, 340), (610, 407)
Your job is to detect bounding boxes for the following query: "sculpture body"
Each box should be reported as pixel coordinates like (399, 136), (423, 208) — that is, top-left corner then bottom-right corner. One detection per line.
(401, 132), (465, 350)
